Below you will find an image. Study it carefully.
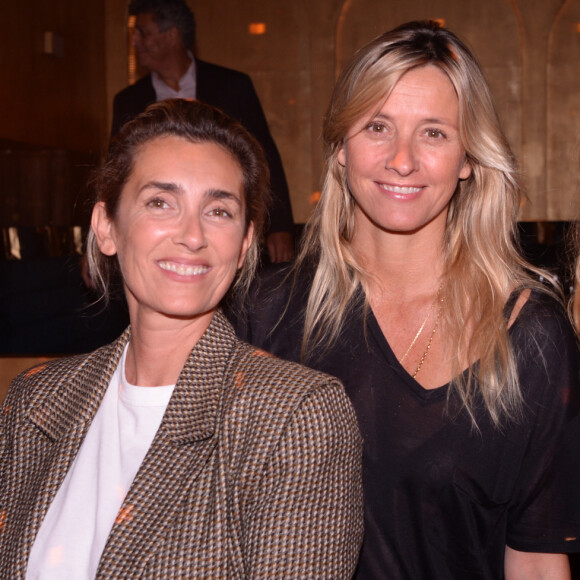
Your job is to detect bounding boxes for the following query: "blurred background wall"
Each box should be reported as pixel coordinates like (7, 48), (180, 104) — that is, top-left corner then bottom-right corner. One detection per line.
(4, 0), (580, 226)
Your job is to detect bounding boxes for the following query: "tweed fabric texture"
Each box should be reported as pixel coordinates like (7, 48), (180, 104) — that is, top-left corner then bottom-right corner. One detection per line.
(0, 311), (363, 579)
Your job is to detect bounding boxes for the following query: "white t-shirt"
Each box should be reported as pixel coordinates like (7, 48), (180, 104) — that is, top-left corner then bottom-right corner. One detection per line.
(26, 345), (174, 579)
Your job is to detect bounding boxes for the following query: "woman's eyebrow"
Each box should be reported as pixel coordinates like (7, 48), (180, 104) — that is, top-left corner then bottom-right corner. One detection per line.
(205, 188), (243, 206)
(373, 112), (456, 125)
(139, 181), (183, 194)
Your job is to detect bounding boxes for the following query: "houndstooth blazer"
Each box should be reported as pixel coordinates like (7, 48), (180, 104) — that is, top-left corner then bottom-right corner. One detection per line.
(0, 310), (363, 579)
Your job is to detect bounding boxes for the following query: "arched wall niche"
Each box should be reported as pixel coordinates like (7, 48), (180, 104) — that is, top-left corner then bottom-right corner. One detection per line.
(548, 0), (580, 220)
(335, 0), (523, 160)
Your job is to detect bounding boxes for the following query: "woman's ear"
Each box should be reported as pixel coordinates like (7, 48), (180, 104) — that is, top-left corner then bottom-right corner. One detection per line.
(91, 202), (117, 256)
(238, 221), (255, 269)
(459, 157), (472, 180)
(337, 143), (347, 167)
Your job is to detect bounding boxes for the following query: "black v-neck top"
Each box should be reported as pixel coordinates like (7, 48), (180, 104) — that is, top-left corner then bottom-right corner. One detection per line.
(229, 266), (580, 579)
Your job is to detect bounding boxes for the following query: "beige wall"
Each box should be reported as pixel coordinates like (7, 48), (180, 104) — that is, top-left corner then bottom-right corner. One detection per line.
(3, 0), (580, 223)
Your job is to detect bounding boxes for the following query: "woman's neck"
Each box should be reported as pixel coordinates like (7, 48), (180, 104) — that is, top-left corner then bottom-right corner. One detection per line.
(124, 309), (215, 387)
(352, 225), (445, 300)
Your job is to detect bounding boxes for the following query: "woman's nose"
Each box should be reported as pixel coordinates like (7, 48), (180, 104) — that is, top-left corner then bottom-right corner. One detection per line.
(385, 137), (417, 176)
(174, 215), (208, 251)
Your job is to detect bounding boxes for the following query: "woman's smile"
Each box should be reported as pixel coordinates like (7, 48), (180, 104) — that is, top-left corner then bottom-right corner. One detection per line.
(157, 260), (211, 277)
(377, 182), (424, 198)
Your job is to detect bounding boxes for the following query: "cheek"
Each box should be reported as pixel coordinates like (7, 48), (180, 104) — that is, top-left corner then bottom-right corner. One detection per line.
(111, 221), (151, 264)
(425, 151), (466, 182)
(345, 152), (373, 190)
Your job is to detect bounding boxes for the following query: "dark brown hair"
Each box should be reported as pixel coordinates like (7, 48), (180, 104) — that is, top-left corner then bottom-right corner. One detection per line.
(87, 98), (270, 299)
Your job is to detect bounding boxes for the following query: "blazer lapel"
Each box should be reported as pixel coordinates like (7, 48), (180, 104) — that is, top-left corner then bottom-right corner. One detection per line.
(97, 311), (237, 577)
(11, 330), (130, 573)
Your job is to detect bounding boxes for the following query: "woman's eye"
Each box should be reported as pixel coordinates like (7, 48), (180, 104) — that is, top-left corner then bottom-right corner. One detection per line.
(147, 198), (168, 209)
(209, 207), (231, 218)
(426, 128), (445, 139)
(367, 122), (386, 133)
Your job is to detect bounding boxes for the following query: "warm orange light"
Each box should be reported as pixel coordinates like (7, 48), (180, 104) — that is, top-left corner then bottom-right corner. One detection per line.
(128, 15), (137, 85)
(433, 18), (446, 28)
(576, 22), (580, 33)
(25, 364), (48, 378)
(249, 22), (267, 35)
(309, 191), (322, 205)
(115, 504), (135, 524)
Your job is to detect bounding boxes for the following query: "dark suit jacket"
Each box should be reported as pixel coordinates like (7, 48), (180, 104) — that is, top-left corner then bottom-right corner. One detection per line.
(112, 59), (294, 234)
(0, 311), (363, 578)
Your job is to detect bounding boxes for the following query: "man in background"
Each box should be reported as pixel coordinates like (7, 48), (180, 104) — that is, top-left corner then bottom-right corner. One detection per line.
(112, 0), (295, 262)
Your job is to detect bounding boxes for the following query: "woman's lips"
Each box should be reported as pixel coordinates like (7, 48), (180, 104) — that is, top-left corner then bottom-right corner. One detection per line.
(379, 183), (423, 195)
(158, 261), (210, 276)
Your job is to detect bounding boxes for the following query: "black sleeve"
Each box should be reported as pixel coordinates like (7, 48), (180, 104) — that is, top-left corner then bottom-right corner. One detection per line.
(110, 77), (156, 139)
(506, 294), (580, 553)
(111, 92), (126, 138)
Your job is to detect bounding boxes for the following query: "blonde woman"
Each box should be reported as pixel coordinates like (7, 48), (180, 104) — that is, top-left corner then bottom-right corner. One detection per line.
(233, 21), (580, 579)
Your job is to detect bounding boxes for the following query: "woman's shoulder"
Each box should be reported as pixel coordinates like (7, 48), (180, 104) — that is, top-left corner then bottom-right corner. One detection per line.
(245, 263), (313, 314)
(9, 353), (90, 392)
(511, 288), (575, 341)
(228, 332), (354, 414)
(224, 336), (361, 448)
(4, 333), (127, 411)
(1, 354), (91, 424)
(231, 336), (342, 400)
(509, 288), (579, 396)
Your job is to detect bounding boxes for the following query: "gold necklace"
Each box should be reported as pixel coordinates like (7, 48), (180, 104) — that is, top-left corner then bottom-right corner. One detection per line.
(399, 295), (438, 364)
(398, 286), (444, 378)
(412, 291), (444, 378)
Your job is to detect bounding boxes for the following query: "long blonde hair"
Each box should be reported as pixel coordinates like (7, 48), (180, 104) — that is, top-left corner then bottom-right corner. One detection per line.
(296, 21), (555, 428)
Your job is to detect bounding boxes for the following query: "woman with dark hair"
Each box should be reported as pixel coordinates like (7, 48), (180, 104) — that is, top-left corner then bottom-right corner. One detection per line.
(233, 21), (580, 579)
(0, 99), (363, 579)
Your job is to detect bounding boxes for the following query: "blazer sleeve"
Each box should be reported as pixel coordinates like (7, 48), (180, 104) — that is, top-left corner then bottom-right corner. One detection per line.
(0, 393), (7, 490)
(242, 378), (364, 578)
